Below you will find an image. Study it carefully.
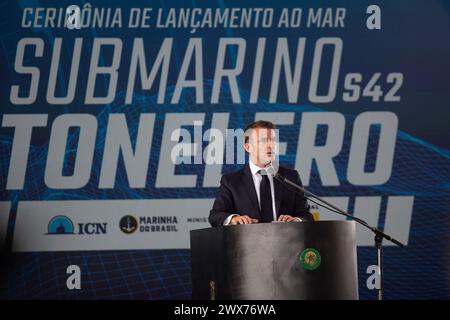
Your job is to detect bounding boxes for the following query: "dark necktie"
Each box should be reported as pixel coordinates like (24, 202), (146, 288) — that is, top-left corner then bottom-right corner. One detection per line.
(259, 170), (274, 223)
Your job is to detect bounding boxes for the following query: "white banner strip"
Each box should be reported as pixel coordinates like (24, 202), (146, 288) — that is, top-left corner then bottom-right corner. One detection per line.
(13, 199), (213, 252)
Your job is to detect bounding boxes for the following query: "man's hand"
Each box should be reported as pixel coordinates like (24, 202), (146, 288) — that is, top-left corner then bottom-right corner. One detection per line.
(230, 215), (259, 225)
(275, 215), (300, 222)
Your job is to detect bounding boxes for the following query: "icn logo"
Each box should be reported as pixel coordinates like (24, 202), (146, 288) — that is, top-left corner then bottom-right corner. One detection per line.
(47, 215), (75, 235)
(120, 215), (138, 234)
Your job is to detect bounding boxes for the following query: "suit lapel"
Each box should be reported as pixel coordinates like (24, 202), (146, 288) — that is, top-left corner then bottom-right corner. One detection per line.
(242, 165), (261, 216)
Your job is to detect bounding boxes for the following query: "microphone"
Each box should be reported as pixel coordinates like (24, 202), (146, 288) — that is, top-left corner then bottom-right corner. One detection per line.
(265, 165), (278, 178)
(271, 168), (404, 247)
(266, 166), (304, 193)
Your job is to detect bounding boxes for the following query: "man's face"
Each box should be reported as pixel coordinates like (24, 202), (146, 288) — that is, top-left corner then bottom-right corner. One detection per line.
(245, 128), (276, 167)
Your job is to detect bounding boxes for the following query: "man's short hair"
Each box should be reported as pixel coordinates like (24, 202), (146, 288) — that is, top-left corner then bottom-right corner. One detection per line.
(244, 120), (276, 144)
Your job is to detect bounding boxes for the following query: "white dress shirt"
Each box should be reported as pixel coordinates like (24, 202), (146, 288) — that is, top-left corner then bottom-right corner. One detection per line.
(224, 160), (277, 225)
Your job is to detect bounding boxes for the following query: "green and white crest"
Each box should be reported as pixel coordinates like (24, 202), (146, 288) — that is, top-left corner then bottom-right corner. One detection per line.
(300, 248), (321, 270)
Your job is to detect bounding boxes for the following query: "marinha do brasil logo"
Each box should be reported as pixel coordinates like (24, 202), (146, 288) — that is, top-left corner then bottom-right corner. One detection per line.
(300, 248), (321, 271)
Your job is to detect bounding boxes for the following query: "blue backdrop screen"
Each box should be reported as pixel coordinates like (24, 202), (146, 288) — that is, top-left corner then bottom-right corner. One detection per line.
(0, 0), (449, 299)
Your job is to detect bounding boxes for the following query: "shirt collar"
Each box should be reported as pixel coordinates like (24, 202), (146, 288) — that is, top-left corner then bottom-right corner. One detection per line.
(249, 159), (271, 176)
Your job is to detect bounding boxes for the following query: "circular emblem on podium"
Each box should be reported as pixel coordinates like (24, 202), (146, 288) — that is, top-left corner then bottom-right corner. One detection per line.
(119, 215), (138, 234)
(300, 248), (321, 270)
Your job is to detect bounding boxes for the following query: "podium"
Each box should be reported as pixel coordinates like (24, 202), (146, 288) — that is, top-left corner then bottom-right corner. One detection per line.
(191, 221), (358, 300)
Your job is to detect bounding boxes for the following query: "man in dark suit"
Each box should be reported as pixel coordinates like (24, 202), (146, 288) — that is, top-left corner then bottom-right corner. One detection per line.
(209, 120), (313, 226)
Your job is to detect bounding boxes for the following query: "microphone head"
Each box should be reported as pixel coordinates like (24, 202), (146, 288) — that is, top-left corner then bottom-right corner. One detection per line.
(266, 164), (278, 177)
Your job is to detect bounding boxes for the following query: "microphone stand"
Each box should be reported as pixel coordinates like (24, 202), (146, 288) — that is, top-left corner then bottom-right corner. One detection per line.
(273, 173), (404, 300)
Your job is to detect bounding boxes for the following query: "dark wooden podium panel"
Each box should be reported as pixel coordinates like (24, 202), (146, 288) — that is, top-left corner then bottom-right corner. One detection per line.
(191, 221), (358, 300)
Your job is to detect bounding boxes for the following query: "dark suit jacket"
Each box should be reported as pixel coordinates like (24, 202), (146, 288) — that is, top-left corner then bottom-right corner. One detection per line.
(209, 164), (313, 226)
